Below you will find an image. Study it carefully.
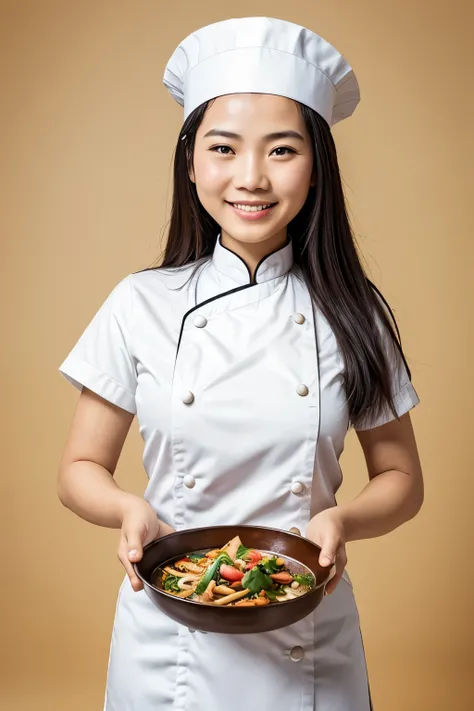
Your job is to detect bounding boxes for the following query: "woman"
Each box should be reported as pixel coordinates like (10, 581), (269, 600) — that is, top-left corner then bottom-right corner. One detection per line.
(57, 16), (424, 711)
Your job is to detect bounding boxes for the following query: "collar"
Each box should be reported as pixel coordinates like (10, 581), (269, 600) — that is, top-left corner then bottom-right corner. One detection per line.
(211, 233), (294, 286)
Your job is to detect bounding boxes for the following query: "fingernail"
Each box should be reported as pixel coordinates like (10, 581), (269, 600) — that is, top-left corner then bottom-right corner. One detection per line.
(320, 556), (332, 565)
(128, 549), (138, 559)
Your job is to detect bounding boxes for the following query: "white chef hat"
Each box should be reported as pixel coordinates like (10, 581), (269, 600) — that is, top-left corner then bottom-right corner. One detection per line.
(163, 16), (360, 128)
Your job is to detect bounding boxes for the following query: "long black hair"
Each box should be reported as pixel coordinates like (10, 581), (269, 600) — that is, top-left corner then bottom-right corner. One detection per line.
(143, 98), (414, 428)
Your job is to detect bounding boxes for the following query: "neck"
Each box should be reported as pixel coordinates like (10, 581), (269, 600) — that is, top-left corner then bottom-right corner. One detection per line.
(220, 229), (288, 281)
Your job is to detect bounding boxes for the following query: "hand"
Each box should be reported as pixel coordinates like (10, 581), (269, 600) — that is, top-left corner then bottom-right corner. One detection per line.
(117, 494), (175, 592)
(306, 507), (347, 595)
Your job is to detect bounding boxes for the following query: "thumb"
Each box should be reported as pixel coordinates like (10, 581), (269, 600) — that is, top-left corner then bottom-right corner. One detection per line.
(318, 536), (337, 567)
(125, 526), (147, 563)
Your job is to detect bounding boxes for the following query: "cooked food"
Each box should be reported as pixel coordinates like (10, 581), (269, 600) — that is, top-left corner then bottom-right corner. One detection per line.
(154, 536), (315, 606)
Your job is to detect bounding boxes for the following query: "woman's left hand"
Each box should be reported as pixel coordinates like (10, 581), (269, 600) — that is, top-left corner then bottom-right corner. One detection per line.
(306, 507), (347, 595)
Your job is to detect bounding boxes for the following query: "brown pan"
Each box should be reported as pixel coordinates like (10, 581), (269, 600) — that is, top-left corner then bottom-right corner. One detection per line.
(134, 525), (335, 634)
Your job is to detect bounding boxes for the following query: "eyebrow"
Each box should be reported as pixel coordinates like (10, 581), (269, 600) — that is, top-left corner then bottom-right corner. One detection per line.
(203, 129), (305, 141)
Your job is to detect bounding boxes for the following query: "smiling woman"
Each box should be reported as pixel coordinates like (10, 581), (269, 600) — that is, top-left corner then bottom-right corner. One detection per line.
(57, 15), (423, 711)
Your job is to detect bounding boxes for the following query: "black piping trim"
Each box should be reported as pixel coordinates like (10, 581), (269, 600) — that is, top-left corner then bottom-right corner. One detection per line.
(174, 282), (254, 363)
(174, 237), (293, 362)
(253, 235), (292, 280)
(219, 240), (253, 283)
(219, 235), (292, 287)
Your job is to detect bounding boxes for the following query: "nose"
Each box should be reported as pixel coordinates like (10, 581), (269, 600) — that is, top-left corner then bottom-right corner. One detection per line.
(233, 154), (270, 192)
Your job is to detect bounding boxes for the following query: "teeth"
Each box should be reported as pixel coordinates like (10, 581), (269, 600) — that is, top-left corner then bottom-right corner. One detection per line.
(232, 203), (273, 212)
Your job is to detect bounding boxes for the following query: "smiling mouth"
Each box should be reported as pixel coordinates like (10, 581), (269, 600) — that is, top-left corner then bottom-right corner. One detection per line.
(226, 201), (278, 213)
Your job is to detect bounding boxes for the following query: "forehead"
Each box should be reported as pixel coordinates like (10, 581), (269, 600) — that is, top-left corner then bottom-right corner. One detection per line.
(198, 93), (306, 134)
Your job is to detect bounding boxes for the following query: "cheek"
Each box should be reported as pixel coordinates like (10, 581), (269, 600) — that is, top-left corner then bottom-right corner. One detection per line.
(194, 156), (227, 195)
(274, 162), (313, 197)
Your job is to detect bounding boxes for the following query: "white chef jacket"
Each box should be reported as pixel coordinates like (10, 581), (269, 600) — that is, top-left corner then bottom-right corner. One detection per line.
(59, 234), (419, 711)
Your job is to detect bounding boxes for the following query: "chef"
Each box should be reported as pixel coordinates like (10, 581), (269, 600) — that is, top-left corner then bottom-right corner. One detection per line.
(57, 16), (424, 711)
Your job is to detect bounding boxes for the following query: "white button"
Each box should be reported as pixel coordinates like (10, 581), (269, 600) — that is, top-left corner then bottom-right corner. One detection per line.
(290, 646), (305, 662)
(291, 481), (304, 495)
(188, 628), (195, 633)
(289, 527), (301, 536)
(184, 475), (195, 489)
(293, 313), (305, 325)
(181, 391), (195, 405)
(193, 315), (207, 328)
(296, 384), (309, 397)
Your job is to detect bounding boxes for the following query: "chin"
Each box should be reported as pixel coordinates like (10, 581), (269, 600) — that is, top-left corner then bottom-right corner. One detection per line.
(220, 222), (287, 246)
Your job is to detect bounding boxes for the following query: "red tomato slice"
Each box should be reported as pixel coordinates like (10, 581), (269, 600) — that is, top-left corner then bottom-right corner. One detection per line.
(248, 550), (262, 563)
(219, 564), (244, 582)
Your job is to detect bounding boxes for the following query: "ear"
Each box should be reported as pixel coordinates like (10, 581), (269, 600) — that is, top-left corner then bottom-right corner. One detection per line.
(188, 166), (195, 184)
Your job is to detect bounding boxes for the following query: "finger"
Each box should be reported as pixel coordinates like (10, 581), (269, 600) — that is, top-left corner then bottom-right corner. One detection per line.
(318, 534), (339, 567)
(325, 547), (347, 595)
(124, 525), (147, 564)
(117, 537), (144, 592)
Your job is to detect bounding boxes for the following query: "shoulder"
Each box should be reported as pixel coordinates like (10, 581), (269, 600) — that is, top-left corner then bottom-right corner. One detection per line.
(130, 259), (209, 293)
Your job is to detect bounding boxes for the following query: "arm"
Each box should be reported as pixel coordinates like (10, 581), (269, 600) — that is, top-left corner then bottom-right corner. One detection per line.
(58, 387), (174, 589)
(58, 385), (137, 527)
(306, 412), (423, 592)
(340, 411), (424, 541)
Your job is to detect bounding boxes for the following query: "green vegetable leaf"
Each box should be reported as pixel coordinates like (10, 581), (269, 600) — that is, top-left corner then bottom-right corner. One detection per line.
(236, 544), (250, 560)
(163, 574), (181, 593)
(293, 573), (315, 587)
(195, 553), (234, 595)
(263, 588), (279, 601)
(187, 553), (204, 562)
(260, 557), (281, 575)
(242, 566), (273, 594)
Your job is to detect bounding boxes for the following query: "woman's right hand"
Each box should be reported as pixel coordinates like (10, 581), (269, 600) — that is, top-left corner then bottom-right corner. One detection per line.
(117, 494), (175, 592)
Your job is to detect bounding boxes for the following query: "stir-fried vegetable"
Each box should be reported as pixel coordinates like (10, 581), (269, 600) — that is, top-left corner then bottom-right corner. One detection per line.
(156, 535), (316, 607)
(241, 566), (273, 594)
(163, 574), (181, 593)
(293, 573), (315, 586)
(195, 552), (234, 595)
(259, 556), (282, 574)
(236, 544), (250, 560)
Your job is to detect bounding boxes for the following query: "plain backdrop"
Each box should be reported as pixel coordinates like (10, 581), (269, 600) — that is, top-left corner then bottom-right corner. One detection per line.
(1, 1), (473, 709)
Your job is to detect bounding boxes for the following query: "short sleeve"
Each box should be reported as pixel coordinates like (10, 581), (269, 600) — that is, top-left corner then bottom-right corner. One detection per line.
(353, 299), (420, 431)
(58, 274), (137, 414)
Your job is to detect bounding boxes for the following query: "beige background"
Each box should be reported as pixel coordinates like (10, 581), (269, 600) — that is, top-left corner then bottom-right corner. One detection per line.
(2, 1), (473, 709)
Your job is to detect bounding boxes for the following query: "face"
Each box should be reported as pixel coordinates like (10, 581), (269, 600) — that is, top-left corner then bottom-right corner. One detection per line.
(189, 94), (315, 253)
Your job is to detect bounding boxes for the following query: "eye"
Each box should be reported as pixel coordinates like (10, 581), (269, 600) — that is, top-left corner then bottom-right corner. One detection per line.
(209, 145), (297, 156)
(271, 146), (296, 156)
(209, 145), (234, 155)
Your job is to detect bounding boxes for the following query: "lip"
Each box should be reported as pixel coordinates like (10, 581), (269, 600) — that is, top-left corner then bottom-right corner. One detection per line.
(226, 200), (277, 206)
(226, 201), (277, 221)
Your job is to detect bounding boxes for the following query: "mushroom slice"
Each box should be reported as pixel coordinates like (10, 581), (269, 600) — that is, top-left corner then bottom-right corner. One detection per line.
(178, 576), (197, 590)
(176, 561), (203, 574)
(164, 567), (200, 579)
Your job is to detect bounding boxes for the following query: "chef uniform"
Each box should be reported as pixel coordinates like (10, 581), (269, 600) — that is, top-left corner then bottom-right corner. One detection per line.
(58, 17), (420, 711)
